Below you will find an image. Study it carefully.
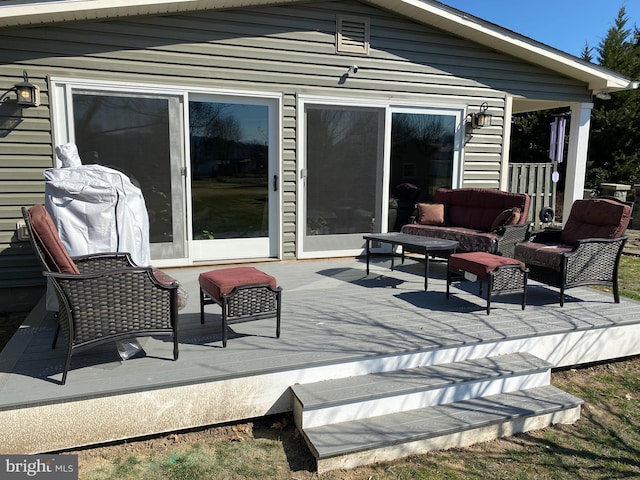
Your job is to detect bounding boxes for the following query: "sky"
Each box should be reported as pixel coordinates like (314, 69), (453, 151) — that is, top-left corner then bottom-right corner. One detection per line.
(437, 1), (640, 58)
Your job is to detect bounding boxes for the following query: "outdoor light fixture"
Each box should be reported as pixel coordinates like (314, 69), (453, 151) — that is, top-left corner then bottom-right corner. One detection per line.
(468, 102), (492, 128)
(0, 71), (40, 107)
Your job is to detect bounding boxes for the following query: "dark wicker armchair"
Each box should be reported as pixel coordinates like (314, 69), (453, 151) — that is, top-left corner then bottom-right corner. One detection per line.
(22, 205), (180, 385)
(514, 198), (631, 306)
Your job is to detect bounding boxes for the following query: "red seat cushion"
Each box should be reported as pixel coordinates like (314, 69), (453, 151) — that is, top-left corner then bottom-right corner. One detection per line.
(28, 205), (80, 274)
(199, 267), (277, 301)
(449, 252), (524, 278)
(514, 242), (574, 271)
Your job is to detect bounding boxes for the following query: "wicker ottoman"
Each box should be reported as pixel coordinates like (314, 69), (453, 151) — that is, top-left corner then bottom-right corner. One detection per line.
(446, 252), (528, 315)
(199, 267), (282, 347)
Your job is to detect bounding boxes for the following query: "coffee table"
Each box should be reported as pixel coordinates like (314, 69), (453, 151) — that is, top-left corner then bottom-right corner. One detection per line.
(363, 233), (459, 291)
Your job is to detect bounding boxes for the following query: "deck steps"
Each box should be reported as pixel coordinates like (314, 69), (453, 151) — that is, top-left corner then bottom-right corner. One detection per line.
(291, 353), (583, 473)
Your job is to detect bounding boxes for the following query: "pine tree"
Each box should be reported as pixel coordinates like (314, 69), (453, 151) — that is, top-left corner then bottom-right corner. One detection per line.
(587, 6), (640, 187)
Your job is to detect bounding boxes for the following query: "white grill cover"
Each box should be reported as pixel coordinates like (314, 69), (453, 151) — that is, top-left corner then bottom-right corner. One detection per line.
(44, 164), (151, 267)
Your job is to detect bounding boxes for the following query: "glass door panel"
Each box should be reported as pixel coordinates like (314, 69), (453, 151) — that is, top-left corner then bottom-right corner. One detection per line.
(388, 112), (457, 231)
(189, 99), (275, 260)
(72, 92), (186, 260)
(303, 105), (384, 253)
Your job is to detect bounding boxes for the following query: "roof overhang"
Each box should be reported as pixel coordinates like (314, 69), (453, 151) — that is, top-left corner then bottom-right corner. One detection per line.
(367, 0), (636, 94)
(1, 0), (636, 94)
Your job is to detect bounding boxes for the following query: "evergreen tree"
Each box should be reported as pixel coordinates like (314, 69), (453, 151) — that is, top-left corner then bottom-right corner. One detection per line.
(511, 6), (640, 189)
(587, 6), (640, 187)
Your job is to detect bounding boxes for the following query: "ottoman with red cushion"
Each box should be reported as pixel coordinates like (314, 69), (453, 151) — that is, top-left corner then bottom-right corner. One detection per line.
(446, 252), (528, 315)
(199, 267), (282, 347)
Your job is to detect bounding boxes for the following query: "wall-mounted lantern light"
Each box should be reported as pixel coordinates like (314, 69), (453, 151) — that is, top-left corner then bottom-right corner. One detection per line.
(0, 71), (40, 107)
(468, 102), (491, 128)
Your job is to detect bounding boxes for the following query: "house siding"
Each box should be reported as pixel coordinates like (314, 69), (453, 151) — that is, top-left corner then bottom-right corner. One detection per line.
(0, 0), (592, 309)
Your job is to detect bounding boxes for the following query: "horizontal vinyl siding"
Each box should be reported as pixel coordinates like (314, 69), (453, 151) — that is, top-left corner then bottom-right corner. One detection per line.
(0, 88), (51, 295)
(0, 0), (592, 294)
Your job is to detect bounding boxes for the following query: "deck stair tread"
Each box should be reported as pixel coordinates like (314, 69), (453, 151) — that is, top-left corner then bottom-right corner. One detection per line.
(292, 352), (551, 410)
(304, 385), (583, 459)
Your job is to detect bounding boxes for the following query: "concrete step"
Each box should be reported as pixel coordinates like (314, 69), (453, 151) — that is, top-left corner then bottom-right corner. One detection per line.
(291, 352), (552, 429)
(306, 385), (583, 473)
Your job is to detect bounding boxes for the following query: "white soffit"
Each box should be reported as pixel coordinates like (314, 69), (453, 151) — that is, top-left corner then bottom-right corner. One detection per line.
(0, 0), (635, 93)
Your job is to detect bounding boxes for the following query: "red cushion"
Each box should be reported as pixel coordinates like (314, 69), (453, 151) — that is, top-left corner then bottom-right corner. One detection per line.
(514, 242), (573, 271)
(434, 188), (530, 232)
(199, 267), (277, 301)
(416, 203), (445, 225)
(28, 205), (79, 274)
(560, 198), (631, 245)
(449, 252), (524, 278)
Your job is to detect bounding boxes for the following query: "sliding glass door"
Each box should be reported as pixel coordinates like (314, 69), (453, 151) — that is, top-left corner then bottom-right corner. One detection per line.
(300, 102), (462, 257)
(302, 104), (385, 254)
(189, 95), (279, 260)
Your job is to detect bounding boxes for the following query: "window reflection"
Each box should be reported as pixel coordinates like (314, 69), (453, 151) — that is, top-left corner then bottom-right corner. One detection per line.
(389, 113), (455, 231)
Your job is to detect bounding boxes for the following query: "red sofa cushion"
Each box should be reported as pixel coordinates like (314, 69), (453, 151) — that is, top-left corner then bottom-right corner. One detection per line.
(401, 224), (498, 253)
(434, 188), (530, 232)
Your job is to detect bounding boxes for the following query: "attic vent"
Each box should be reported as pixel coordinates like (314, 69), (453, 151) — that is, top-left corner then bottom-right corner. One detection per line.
(336, 15), (370, 55)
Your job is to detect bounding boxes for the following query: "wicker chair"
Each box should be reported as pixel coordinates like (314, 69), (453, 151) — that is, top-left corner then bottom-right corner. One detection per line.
(22, 205), (180, 385)
(514, 198), (631, 306)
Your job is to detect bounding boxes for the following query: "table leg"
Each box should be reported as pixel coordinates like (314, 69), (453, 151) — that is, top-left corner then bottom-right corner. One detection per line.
(424, 249), (429, 291)
(391, 243), (396, 271)
(366, 239), (371, 275)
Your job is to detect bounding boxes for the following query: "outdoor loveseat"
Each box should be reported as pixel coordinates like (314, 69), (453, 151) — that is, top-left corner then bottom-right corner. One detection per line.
(401, 188), (531, 257)
(514, 197), (631, 306)
(22, 205), (184, 385)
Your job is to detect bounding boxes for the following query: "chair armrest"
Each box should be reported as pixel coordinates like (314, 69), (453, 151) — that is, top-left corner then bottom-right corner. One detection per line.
(45, 266), (175, 287)
(495, 223), (531, 257)
(72, 252), (138, 273)
(565, 236), (628, 258)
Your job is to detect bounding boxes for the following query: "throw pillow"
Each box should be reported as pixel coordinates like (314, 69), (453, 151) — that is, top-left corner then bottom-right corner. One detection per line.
(416, 203), (445, 225)
(490, 207), (521, 232)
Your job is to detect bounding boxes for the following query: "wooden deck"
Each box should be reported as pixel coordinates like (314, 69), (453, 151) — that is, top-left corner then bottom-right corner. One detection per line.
(2, 255), (640, 454)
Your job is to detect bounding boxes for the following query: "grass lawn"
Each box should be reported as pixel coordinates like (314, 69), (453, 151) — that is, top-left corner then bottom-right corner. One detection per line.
(63, 255), (640, 479)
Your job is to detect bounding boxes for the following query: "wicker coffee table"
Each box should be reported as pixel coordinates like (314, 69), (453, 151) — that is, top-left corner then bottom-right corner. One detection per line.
(363, 233), (459, 290)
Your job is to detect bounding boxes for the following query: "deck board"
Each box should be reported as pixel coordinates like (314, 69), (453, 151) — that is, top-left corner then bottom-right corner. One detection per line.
(2, 256), (639, 406)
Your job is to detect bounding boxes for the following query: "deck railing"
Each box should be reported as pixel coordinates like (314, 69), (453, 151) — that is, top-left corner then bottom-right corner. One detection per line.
(508, 162), (557, 230)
